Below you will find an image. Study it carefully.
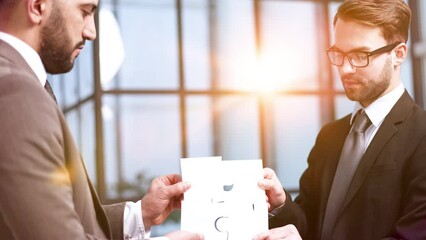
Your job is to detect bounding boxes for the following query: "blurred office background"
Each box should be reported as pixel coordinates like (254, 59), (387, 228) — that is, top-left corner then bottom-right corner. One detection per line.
(49, 0), (425, 235)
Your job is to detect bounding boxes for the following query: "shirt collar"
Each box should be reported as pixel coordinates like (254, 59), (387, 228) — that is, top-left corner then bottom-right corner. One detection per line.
(0, 32), (47, 86)
(351, 83), (405, 126)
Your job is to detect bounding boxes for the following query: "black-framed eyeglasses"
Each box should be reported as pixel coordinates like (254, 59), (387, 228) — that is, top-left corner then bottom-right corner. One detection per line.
(326, 42), (401, 68)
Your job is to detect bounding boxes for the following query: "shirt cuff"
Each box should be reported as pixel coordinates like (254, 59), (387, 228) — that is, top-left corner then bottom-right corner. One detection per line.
(268, 203), (286, 217)
(124, 200), (146, 239)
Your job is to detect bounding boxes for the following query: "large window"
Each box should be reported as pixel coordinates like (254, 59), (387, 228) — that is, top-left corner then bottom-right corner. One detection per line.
(49, 0), (423, 236)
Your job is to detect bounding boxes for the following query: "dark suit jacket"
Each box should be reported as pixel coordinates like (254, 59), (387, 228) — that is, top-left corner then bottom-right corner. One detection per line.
(0, 40), (126, 239)
(270, 91), (426, 240)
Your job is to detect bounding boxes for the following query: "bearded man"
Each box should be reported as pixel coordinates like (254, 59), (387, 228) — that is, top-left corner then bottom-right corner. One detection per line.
(0, 0), (204, 239)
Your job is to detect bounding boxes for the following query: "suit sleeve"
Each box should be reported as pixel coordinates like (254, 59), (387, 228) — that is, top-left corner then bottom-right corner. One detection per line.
(0, 73), (108, 239)
(269, 190), (307, 233)
(104, 203), (126, 240)
(392, 133), (426, 239)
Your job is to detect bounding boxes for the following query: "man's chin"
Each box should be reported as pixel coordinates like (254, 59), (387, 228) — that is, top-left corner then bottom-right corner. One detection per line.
(45, 61), (75, 74)
(344, 90), (360, 102)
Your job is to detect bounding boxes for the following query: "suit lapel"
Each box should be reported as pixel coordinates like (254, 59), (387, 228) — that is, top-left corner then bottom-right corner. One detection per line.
(87, 177), (112, 238)
(339, 91), (414, 214)
(80, 155), (112, 239)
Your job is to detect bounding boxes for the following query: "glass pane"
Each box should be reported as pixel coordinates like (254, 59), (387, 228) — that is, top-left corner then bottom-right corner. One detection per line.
(216, 96), (260, 160)
(81, 101), (96, 182)
(328, 2), (341, 47)
(329, 2), (344, 92)
(115, 0), (179, 89)
(99, 7), (129, 90)
(401, 42), (414, 96)
(186, 96), (214, 157)
(103, 96), (119, 199)
(182, 0), (211, 90)
(104, 95), (182, 199)
(261, 1), (319, 91)
(214, 0), (257, 90)
(273, 96), (321, 190)
(61, 64), (79, 107)
(420, 0), (426, 42)
(78, 42), (94, 99)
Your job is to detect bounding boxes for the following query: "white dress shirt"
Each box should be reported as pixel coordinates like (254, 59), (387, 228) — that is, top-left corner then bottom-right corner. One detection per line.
(0, 31), (169, 240)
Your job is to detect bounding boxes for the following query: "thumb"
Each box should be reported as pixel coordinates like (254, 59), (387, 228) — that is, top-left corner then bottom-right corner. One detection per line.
(163, 181), (191, 199)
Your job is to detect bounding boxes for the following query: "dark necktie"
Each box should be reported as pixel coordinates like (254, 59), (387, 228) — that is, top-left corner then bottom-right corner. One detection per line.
(321, 110), (372, 240)
(44, 80), (57, 103)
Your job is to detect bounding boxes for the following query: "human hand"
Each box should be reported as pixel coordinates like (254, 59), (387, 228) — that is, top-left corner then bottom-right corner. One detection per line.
(165, 230), (205, 240)
(141, 174), (190, 228)
(258, 168), (286, 211)
(252, 224), (302, 240)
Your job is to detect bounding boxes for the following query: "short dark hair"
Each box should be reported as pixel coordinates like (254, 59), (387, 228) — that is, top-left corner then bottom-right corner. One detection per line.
(334, 0), (411, 44)
(0, 0), (17, 8)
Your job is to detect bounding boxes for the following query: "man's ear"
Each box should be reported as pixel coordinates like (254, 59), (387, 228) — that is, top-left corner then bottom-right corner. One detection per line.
(393, 43), (408, 67)
(27, 0), (47, 24)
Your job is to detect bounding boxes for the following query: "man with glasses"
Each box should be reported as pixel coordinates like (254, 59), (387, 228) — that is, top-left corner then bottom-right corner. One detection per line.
(254, 0), (426, 239)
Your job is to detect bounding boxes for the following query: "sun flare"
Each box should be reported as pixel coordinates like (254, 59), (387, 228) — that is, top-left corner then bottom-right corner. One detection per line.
(237, 52), (294, 95)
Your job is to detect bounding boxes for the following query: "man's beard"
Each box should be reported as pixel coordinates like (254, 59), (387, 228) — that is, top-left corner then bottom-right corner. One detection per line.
(343, 58), (392, 104)
(40, 4), (80, 74)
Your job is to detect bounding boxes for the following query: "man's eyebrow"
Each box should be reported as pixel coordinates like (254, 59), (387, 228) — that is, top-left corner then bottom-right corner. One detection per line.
(82, 3), (98, 13)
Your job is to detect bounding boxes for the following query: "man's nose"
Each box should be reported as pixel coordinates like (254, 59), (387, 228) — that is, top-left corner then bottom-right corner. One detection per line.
(83, 16), (97, 41)
(339, 56), (356, 74)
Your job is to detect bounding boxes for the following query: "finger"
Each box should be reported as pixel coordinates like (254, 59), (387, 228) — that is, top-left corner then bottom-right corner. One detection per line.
(194, 233), (205, 240)
(253, 231), (272, 240)
(161, 174), (183, 185)
(259, 168), (281, 190)
(163, 180), (191, 199)
(263, 167), (276, 179)
(258, 178), (276, 190)
(170, 195), (183, 209)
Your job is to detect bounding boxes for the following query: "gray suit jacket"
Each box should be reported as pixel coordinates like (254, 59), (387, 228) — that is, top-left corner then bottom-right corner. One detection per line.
(0, 40), (126, 239)
(270, 91), (426, 239)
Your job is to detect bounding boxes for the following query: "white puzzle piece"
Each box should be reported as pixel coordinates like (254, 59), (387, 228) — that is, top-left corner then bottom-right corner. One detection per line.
(180, 157), (268, 240)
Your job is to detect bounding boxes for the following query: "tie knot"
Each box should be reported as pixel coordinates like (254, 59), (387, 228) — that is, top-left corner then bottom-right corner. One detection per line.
(352, 110), (371, 133)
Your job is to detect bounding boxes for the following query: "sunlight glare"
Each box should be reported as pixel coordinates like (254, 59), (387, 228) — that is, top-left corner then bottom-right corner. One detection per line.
(240, 52), (295, 95)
